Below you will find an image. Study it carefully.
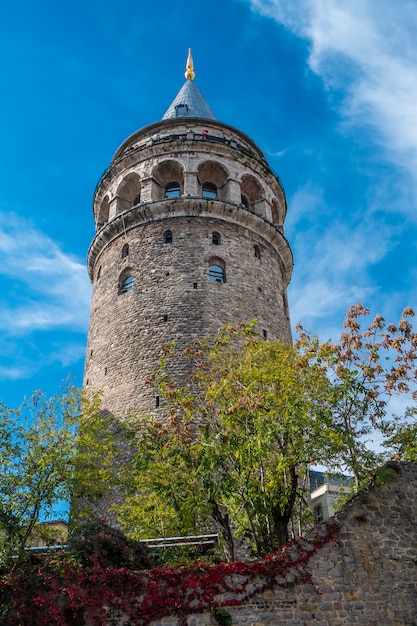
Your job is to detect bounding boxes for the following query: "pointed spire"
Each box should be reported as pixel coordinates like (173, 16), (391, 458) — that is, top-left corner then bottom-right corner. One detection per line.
(162, 49), (217, 121)
(185, 47), (195, 81)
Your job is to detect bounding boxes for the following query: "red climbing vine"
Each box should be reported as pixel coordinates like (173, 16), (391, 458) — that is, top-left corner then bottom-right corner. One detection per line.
(0, 521), (339, 625)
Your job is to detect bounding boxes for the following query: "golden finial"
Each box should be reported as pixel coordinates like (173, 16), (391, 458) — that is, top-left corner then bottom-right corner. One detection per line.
(185, 47), (195, 80)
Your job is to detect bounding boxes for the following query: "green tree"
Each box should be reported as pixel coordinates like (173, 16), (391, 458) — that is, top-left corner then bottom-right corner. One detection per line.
(0, 386), (127, 568)
(120, 324), (340, 558)
(382, 407), (417, 461)
(121, 306), (417, 558)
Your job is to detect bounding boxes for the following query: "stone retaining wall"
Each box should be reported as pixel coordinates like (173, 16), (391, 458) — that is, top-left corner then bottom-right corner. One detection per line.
(107, 462), (417, 626)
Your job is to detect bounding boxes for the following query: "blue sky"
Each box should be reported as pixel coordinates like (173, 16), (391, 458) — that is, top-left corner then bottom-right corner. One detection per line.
(0, 0), (416, 408)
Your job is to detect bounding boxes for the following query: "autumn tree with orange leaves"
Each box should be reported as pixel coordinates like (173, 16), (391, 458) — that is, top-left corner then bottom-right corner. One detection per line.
(296, 304), (417, 483)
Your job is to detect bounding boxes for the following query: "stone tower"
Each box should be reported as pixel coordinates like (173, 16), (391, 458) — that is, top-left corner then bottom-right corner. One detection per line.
(84, 50), (293, 417)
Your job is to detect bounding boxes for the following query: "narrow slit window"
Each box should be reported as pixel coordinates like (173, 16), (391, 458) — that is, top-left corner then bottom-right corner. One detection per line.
(121, 243), (129, 258)
(212, 232), (220, 245)
(254, 245), (261, 259)
(164, 230), (173, 244)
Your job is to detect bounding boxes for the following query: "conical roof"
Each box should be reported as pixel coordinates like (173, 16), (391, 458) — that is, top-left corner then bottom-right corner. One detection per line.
(162, 80), (217, 121)
(162, 48), (217, 121)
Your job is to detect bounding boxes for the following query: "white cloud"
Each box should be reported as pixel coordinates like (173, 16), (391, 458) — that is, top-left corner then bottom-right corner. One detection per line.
(285, 182), (326, 226)
(286, 182), (399, 334)
(0, 213), (91, 381)
(289, 278), (374, 328)
(245, 0), (417, 342)
(246, 0), (417, 178)
(0, 213), (91, 334)
(0, 364), (36, 381)
(47, 343), (88, 368)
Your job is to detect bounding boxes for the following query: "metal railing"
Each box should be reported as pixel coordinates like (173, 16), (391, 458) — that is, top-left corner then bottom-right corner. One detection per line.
(24, 533), (218, 553)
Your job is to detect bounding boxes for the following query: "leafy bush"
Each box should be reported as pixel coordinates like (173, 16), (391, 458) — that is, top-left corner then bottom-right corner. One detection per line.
(68, 519), (153, 569)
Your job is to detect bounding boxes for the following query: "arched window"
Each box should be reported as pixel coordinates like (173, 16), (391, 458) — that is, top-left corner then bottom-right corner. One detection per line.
(119, 271), (134, 294)
(96, 196), (110, 230)
(271, 199), (279, 224)
(241, 175), (263, 208)
(198, 161), (228, 201)
(202, 182), (217, 199)
(116, 173), (141, 215)
(164, 230), (173, 244)
(121, 243), (129, 258)
(241, 195), (249, 208)
(254, 245), (261, 259)
(153, 160), (184, 201)
(208, 264), (225, 283)
(212, 232), (220, 245)
(132, 193), (141, 207)
(165, 182), (181, 198)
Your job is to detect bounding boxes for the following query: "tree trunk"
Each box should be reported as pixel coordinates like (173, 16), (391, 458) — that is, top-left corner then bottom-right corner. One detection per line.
(271, 467), (299, 548)
(209, 498), (235, 561)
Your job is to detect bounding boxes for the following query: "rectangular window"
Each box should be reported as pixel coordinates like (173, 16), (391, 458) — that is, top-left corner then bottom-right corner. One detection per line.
(175, 104), (188, 117)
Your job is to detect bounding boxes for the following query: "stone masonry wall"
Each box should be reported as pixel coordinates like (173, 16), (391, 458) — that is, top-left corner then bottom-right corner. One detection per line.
(106, 462), (417, 626)
(84, 207), (291, 418)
